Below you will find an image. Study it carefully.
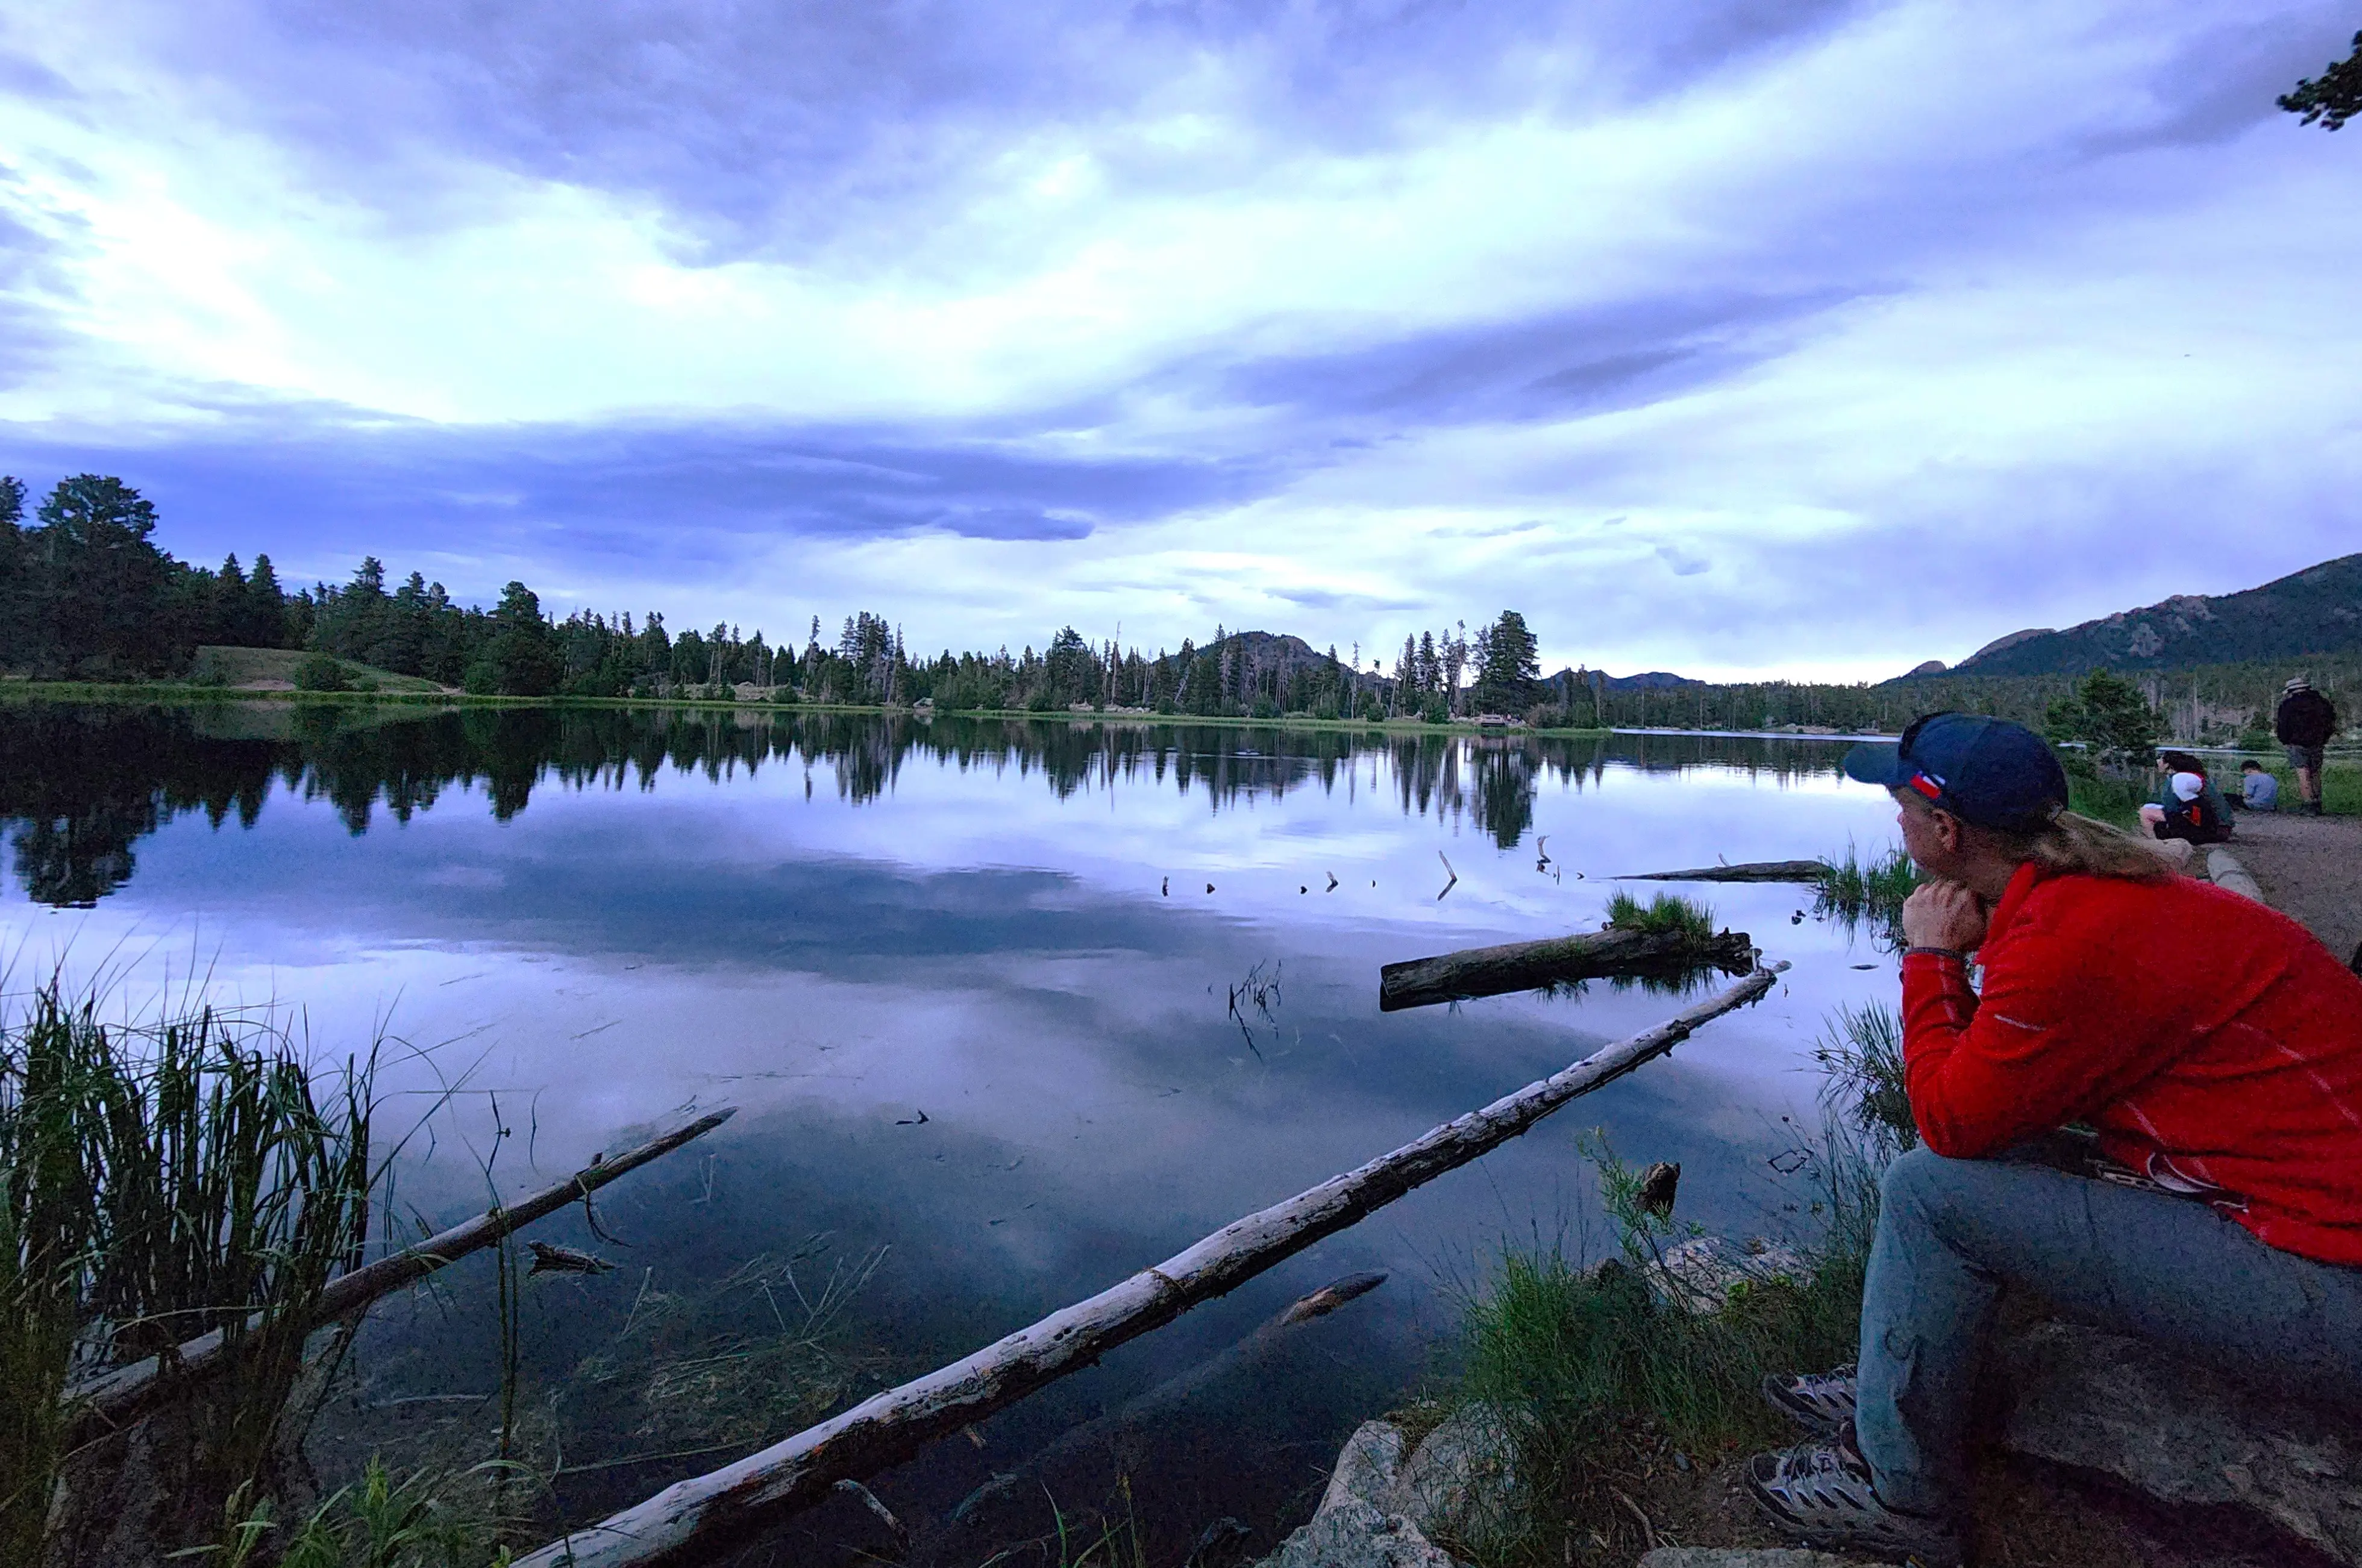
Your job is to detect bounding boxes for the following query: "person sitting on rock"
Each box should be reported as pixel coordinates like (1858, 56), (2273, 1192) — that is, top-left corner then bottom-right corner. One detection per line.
(2239, 758), (2280, 813)
(1743, 712), (2362, 1567)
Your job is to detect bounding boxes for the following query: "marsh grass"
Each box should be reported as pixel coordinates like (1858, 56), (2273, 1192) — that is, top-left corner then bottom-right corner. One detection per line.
(1450, 1105), (1893, 1564)
(976, 1475), (1150, 1568)
(1812, 845), (1920, 946)
(0, 974), (375, 1561)
(209, 1457), (532, 1568)
(1602, 891), (1717, 942)
(1814, 1001), (1917, 1157)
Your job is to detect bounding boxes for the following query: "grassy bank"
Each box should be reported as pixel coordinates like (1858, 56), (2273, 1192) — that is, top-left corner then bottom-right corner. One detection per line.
(1441, 1005), (1912, 1567)
(0, 678), (1617, 737)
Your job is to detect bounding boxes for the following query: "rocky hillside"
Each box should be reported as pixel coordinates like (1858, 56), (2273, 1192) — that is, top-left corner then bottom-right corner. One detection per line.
(1944, 553), (2362, 678)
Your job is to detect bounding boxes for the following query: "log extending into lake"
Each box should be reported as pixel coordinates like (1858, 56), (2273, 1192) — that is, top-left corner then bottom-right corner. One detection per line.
(66, 1108), (737, 1443)
(1617, 859), (1830, 883)
(509, 963), (1785, 1568)
(1377, 926), (1757, 1011)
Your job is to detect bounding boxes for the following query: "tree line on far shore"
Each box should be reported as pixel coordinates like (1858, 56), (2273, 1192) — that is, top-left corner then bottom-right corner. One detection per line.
(0, 472), (1557, 716)
(1, 472), (2348, 739)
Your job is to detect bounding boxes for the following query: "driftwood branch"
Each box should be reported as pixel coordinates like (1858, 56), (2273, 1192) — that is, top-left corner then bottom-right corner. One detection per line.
(1617, 860), (1829, 884)
(510, 964), (1785, 1568)
(1378, 928), (1756, 1011)
(65, 1108), (737, 1441)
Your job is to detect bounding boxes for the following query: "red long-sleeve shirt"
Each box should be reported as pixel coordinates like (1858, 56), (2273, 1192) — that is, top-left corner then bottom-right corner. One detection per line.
(1901, 861), (2362, 1265)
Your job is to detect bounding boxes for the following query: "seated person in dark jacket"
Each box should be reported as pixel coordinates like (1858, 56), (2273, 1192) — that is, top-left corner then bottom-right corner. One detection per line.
(2158, 751), (2234, 830)
(2144, 770), (2231, 845)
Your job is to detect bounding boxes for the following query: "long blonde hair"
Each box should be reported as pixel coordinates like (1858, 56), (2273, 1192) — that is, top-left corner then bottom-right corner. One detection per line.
(1987, 810), (2170, 882)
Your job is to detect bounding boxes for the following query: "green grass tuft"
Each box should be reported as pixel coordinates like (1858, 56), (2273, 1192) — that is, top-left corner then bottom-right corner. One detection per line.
(1812, 845), (1920, 937)
(1814, 1001), (1917, 1158)
(1602, 890), (1716, 941)
(1447, 1105), (1896, 1564)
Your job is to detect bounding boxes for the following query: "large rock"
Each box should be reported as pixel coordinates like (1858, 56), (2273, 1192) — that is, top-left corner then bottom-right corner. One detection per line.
(1653, 1236), (1809, 1314)
(1254, 1498), (1464, 1568)
(1637, 1552), (1858, 1567)
(1382, 1406), (1521, 1545)
(1997, 1320), (2362, 1562)
(1258, 1408), (1520, 1568)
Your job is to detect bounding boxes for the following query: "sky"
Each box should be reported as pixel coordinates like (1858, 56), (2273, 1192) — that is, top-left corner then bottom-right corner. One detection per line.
(1, 1), (2357, 681)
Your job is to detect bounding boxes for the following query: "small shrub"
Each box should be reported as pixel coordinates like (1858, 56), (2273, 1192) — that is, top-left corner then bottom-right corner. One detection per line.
(294, 653), (353, 692)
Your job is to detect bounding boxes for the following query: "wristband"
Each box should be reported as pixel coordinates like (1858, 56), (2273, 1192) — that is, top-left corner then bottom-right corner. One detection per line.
(1903, 946), (1969, 962)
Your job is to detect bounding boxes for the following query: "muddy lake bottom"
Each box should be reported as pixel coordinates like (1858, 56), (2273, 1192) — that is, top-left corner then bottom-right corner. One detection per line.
(0, 702), (1909, 1563)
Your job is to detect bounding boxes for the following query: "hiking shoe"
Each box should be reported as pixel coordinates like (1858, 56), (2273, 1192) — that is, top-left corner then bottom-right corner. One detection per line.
(1763, 1364), (1858, 1435)
(1745, 1437), (1964, 1567)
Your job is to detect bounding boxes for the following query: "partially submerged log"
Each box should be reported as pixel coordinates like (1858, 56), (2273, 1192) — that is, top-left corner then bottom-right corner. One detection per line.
(65, 1107), (736, 1443)
(1617, 860), (1829, 884)
(509, 963), (1785, 1568)
(947, 1270), (1390, 1530)
(1378, 927), (1755, 1011)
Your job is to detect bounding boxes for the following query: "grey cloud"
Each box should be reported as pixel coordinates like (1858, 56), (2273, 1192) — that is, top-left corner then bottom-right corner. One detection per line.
(1186, 289), (1857, 431)
(1268, 586), (1422, 613)
(2077, 8), (2354, 154)
(1654, 543), (1709, 578)
(117, 0), (1861, 258)
(0, 403), (1291, 592)
(0, 47), (77, 101)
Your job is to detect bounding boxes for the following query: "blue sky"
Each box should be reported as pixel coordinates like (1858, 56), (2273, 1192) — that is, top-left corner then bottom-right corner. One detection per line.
(1, 1), (2356, 679)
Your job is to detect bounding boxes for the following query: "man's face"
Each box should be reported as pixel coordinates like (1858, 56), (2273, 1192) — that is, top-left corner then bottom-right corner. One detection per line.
(1892, 789), (1962, 875)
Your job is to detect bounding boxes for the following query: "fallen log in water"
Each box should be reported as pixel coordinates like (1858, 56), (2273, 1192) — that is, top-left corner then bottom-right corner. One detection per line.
(1377, 926), (1756, 1012)
(509, 963), (1785, 1568)
(1617, 860), (1830, 884)
(64, 1107), (736, 1443)
(945, 1270), (1389, 1530)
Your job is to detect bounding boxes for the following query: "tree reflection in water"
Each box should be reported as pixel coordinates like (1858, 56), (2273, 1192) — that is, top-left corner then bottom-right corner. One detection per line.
(0, 702), (1850, 907)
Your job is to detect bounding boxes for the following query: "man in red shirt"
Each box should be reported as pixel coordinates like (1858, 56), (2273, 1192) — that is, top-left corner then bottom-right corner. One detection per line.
(1745, 713), (2362, 1566)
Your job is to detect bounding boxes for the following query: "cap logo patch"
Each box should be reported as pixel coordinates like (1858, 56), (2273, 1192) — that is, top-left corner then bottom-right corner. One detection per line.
(1907, 772), (1945, 803)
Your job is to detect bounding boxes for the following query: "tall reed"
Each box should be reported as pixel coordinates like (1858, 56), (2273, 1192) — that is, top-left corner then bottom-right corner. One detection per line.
(0, 976), (375, 1560)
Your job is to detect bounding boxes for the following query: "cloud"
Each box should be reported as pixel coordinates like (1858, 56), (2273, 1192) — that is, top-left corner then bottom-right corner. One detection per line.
(81, 0), (1863, 257)
(1, 0), (2359, 678)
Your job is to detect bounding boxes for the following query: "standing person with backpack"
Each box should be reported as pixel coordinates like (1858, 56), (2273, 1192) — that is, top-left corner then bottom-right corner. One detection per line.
(2276, 676), (2338, 816)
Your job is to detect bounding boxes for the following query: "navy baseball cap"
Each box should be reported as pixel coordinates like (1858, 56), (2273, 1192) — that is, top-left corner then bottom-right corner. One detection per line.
(1843, 713), (2068, 832)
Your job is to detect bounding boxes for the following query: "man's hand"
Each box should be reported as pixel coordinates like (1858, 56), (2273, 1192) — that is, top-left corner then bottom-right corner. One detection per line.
(1902, 879), (1990, 953)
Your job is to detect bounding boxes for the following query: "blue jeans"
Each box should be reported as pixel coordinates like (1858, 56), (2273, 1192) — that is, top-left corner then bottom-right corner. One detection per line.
(1856, 1147), (2362, 1515)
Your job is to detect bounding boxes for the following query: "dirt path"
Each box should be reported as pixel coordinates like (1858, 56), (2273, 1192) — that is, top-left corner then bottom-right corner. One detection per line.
(2225, 811), (2362, 967)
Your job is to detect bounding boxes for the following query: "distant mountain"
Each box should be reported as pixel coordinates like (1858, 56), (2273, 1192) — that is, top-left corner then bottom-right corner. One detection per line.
(1549, 667), (1704, 691)
(1939, 554), (2362, 678)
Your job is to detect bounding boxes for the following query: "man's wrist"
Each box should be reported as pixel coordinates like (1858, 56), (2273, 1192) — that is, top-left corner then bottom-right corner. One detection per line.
(1903, 946), (1969, 962)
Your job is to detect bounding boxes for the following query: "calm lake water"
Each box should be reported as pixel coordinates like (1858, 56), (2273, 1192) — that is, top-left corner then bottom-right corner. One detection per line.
(0, 701), (1903, 1564)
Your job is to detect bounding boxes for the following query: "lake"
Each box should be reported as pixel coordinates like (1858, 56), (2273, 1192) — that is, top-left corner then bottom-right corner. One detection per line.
(0, 700), (1903, 1564)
